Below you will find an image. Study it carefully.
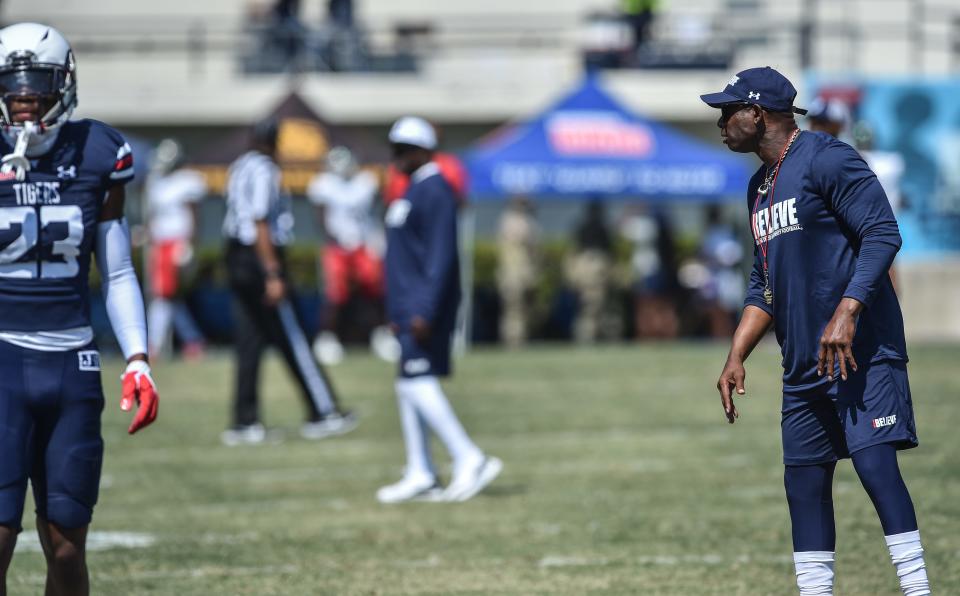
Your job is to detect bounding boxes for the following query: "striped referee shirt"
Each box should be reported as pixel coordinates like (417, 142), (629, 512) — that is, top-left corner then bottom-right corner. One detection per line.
(222, 150), (294, 246)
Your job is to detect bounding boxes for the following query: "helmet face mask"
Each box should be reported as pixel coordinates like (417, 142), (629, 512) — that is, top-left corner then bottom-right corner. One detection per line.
(0, 64), (69, 120)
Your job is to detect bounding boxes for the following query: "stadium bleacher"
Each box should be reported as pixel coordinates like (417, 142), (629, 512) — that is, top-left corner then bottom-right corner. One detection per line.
(2, 0), (957, 125)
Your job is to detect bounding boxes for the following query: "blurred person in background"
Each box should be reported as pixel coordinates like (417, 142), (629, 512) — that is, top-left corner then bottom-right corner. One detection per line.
(377, 116), (502, 504)
(144, 138), (208, 360)
(705, 66), (931, 596)
(221, 117), (357, 446)
(620, 0), (660, 53)
(496, 195), (539, 348)
(328, 0), (354, 29)
(619, 204), (679, 339)
(0, 23), (158, 595)
(270, 0), (304, 66)
(853, 121), (907, 290)
(698, 205), (744, 338)
(567, 200), (614, 343)
(307, 145), (396, 365)
(853, 122), (906, 215)
(806, 96), (852, 143)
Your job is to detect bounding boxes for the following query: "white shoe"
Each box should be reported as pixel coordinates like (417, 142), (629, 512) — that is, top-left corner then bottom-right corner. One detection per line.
(442, 456), (503, 502)
(370, 325), (401, 363)
(376, 475), (443, 504)
(313, 331), (345, 366)
(301, 411), (359, 440)
(221, 423), (278, 446)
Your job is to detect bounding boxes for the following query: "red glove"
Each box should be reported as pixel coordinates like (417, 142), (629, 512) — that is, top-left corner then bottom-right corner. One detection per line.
(121, 360), (159, 434)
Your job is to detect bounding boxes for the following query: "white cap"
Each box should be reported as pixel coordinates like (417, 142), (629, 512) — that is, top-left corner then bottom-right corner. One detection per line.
(807, 97), (851, 127)
(388, 116), (437, 150)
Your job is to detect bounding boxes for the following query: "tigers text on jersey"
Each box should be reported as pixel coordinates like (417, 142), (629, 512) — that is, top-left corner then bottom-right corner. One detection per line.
(744, 131), (906, 392)
(0, 120), (133, 332)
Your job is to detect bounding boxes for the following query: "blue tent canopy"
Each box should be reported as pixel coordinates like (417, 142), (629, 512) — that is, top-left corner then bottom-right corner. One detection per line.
(463, 77), (751, 201)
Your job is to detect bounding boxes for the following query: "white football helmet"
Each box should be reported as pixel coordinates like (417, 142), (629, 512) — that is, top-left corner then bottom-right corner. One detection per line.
(150, 138), (183, 176)
(0, 23), (77, 157)
(326, 145), (357, 178)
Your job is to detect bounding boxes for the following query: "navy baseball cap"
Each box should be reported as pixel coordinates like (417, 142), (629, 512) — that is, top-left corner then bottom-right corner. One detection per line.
(700, 66), (807, 115)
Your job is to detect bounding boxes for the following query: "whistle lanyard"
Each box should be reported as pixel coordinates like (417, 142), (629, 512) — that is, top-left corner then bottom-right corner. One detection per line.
(751, 128), (800, 305)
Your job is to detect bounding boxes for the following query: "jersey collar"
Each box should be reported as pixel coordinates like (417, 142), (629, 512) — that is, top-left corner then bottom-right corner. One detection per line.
(410, 161), (440, 184)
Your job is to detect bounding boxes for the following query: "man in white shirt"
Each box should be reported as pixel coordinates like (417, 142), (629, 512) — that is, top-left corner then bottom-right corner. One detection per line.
(145, 138), (207, 359)
(308, 146), (395, 364)
(853, 122), (906, 214)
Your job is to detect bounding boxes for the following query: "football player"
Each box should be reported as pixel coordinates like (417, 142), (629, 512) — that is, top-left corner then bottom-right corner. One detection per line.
(0, 23), (157, 596)
(377, 117), (501, 504)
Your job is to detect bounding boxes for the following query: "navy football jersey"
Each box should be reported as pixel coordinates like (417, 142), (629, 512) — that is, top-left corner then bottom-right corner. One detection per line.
(384, 163), (461, 331)
(0, 120), (134, 331)
(744, 131), (906, 392)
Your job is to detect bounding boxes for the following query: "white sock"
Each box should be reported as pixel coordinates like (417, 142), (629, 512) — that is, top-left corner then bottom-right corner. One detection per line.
(393, 381), (435, 481)
(147, 298), (173, 354)
(396, 376), (483, 470)
(794, 551), (835, 595)
(886, 530), (931, 596)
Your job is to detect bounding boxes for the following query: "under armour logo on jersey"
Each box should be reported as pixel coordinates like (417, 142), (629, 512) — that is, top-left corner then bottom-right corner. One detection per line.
(748, 91), (761, 100)
(57, 165), (77, 179)
(78, 350), (101, 371)
(385, 199), (412, 228)
(727, 75), (740, 86)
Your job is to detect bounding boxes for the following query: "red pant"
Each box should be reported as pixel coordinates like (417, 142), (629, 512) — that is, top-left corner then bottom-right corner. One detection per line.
(150, 240), (186, 298)
(323, 245), (383, 305)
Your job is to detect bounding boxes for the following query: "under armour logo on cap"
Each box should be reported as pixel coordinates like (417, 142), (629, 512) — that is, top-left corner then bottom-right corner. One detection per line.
(700, 66), (808, 115)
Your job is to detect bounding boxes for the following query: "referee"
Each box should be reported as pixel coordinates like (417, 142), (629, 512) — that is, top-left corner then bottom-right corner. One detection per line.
(221, 117), (357, 445)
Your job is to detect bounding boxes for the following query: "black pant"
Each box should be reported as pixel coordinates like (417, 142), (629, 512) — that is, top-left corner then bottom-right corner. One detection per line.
(225, 241), (340, 426)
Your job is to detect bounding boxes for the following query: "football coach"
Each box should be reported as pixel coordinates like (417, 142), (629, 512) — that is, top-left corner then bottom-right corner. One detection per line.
(705, 67), (931, 596)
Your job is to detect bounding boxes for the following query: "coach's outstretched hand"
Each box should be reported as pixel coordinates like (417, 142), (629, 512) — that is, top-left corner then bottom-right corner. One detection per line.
(121, 359), (159, 434)
(717, 357), (746, 424)
(818, 297), (863, 381)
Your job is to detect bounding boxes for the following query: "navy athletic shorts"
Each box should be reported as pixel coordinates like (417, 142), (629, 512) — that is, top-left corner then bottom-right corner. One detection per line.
(398, 327), (453, 378)
(0, 341), (105, 530)
(781, 359), (918, 466)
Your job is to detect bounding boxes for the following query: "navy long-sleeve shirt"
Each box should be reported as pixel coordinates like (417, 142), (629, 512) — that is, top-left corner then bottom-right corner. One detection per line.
(384, 162), (461, 331)
(744, 131), (906, 392)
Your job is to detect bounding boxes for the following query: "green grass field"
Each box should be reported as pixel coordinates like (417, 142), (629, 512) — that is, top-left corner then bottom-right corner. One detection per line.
(8, 342), (960, 595)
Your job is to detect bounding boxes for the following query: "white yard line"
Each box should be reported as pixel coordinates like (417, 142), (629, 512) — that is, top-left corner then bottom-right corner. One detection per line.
(539, 555), (611, 568)
(538, 552), (793, 568)
(15, 531), (155, 554)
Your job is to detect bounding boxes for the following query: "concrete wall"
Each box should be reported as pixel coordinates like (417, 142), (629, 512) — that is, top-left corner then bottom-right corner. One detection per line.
(899, 259), (960, 341)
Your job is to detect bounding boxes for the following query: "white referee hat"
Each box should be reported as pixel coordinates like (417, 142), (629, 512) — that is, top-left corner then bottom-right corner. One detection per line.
(388, 116), (437, 150)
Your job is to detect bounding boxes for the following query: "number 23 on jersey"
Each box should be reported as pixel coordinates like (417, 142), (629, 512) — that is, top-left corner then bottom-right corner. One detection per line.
(0, 203), (84, 279)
